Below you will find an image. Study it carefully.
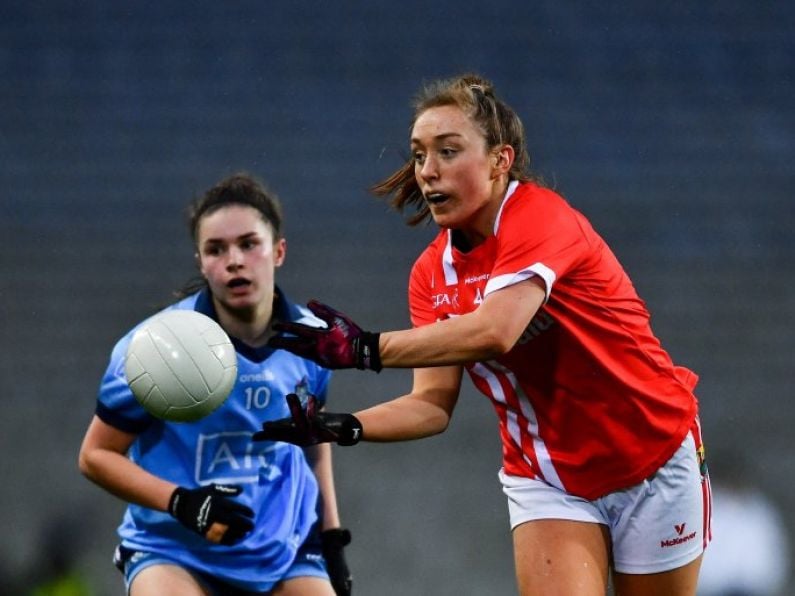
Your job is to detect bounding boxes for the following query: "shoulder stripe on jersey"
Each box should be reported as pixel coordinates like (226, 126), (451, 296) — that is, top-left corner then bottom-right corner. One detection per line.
(442, 231), (458, 286)
(485, 263), (556, 302)
(492, 180), (520, 234)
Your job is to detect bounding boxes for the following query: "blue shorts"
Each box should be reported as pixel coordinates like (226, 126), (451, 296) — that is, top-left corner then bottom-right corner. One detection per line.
(114, 535), (328, 595)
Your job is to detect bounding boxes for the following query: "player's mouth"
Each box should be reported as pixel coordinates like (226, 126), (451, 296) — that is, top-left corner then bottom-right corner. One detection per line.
(425, 192), (450, 206)
(227, 278), (251, 292)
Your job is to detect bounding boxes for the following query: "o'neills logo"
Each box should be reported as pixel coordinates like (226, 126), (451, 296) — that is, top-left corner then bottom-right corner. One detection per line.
(661, 523), (697, 548)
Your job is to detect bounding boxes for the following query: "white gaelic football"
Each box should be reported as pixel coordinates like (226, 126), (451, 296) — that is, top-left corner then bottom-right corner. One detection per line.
(124, 310), (238, 422)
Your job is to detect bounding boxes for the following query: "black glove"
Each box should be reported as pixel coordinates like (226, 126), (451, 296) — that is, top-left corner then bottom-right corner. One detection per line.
(268, 300), (382, 372)
(252, 394), (363, 447)
(322, 528), (353, 596)
(168, 484), (255, 545)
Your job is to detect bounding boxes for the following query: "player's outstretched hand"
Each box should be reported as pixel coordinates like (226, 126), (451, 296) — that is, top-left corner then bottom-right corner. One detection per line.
(268, 300), (382, 372)
(253, 394), (363, 447)
(168, 484), (254, 545)
(322, 528), (353, 596)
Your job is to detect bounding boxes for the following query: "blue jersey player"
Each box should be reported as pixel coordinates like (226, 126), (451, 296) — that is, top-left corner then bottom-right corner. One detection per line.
(79, 173), (351, 596)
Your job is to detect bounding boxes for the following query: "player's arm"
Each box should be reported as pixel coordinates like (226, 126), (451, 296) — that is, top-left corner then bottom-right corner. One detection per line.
(356, 364), (463, 441)
(254, 365), (463, 445)
(380, 277), (546, 367)
(79, 415), (254, 545)
(304, 442), (341, 529)
(269, 277), (546, 370)
(78, 415), (175, 511)
(305, 424), (354, 595)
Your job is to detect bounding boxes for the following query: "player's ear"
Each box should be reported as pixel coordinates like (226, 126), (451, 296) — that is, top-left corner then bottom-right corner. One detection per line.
(274, 238), (287, 268)
(195, 252), (205, 276)
(491, 144), (515, 177)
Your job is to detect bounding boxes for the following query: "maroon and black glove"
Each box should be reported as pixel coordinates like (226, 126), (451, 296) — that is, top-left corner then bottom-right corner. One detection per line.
(268, 300), (381, 372)
(253, 394), (362, 447)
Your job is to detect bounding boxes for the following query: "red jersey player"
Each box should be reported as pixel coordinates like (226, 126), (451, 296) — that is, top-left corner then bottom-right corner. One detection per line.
(257, 74), (711, 596)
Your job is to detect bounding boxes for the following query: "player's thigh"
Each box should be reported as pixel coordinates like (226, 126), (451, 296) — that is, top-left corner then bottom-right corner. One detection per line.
(613, 554), (702, 596)
(271, 576), (336, 596)
(512, 519), (610, 596)
(130, 563), (212, 596)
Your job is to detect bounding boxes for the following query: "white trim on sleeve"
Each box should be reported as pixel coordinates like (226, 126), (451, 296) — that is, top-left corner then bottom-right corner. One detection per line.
(484, 263), (557, 302)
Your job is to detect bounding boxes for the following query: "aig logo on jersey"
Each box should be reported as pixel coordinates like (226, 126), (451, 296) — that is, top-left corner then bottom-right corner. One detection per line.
(195, 431), (283, 485)
(432, 289), (459, 309)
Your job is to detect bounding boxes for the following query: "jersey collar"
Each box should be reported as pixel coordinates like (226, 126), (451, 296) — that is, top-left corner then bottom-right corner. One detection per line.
(193, 286), (301, 362)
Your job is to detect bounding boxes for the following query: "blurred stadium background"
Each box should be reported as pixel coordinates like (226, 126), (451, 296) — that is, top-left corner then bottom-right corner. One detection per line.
(1, 2), (792, 594)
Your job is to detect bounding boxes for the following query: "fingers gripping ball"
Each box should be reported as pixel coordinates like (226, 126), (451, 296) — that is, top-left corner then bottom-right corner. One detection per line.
(124, 310), (238, 422)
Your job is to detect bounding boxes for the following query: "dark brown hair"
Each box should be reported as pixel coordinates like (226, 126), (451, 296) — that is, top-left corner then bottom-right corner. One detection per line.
(372, 73), (538, 226)
(188, 172), (283, 245)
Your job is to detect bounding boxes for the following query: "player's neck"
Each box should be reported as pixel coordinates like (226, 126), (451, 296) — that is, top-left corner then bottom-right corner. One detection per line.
(214, 301), (274, 348)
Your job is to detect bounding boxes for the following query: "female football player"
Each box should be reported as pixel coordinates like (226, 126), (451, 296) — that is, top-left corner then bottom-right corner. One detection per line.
(79, 173), (351, 595)
(258, 74), (711, 596)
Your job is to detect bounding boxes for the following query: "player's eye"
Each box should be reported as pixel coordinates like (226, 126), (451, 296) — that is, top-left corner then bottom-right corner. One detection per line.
(439, 147), (458, 159)
(202, 244), (224, 256)
(412, 151), (426, 165)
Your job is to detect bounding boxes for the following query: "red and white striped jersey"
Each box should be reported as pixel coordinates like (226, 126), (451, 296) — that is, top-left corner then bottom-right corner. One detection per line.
(408, 181), (699, 499)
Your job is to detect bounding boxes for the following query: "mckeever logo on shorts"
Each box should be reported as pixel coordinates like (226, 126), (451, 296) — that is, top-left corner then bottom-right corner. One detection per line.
(660, 522), (697, 548)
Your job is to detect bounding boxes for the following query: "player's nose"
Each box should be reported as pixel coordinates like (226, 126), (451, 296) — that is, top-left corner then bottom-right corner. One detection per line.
(226, 246), (244, 269)
(418, 154), (439, 180)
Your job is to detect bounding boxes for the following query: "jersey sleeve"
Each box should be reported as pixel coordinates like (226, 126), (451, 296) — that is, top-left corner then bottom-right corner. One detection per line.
(310, 365), (332, 408)
(485, 187), (589, 301)
(408, 247), (437, 328)
(292, 305), (333, 407)
(95, 333), (156, 434)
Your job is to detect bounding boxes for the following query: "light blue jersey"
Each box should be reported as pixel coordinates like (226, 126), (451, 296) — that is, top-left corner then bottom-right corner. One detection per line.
(96, 288), (331, 592)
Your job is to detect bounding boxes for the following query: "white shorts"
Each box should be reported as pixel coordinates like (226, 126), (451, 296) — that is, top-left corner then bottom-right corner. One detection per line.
(500, 429), (712, 574)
